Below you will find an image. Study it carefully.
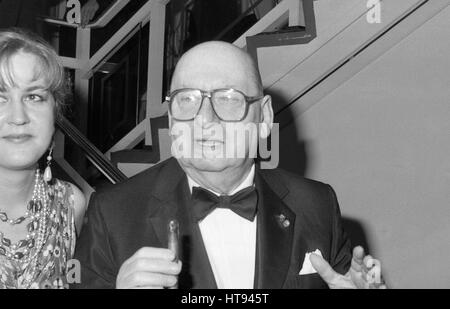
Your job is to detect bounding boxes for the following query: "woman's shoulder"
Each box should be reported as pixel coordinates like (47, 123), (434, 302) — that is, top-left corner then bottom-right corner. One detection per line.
(52, 179), (86, 216)
(52, 179), (87, 235)
(52, 179), (83, 200)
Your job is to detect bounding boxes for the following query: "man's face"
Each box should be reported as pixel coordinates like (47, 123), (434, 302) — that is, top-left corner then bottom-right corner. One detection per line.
(169, 47), (272, 174)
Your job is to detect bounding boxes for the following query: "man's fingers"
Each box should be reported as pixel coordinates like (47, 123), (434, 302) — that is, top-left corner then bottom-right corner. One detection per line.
(132, 247), (176, 261)
(128, 258), (182, 275)
(363, 255), (375, 269)
(309, 253), (338, 284)
(117, 247), (182, 289)
(352, 246), (365, 262)
(121, 272), (178, 289)
(350, 246), (366, 273)
(121, 247), (177, 271)
(351, 256), (363, 272)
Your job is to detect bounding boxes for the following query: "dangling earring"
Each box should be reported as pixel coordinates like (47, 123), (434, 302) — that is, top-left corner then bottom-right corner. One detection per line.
(44, 143), (54, 183)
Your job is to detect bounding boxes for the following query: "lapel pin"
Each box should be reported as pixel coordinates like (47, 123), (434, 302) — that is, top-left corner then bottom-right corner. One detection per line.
(277, 214), (290, 228)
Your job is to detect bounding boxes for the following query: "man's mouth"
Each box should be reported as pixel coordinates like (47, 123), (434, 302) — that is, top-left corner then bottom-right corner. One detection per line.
(2, 134), (33, 144)
(196, 139), (224, 149)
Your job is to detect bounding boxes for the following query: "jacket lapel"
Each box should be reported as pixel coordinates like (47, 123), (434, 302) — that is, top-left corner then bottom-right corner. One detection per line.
(146, 159), (300, 289)
(146, 159), (217, 289)
(146, 159), (183, 250)
(254, 169), (296, 289)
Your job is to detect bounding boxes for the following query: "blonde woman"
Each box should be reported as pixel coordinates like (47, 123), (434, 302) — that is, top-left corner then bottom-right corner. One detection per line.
(0, 29), (86, 289)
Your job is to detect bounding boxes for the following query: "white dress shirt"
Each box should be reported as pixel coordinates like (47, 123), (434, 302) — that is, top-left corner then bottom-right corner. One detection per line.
(187, 165), (257, 289)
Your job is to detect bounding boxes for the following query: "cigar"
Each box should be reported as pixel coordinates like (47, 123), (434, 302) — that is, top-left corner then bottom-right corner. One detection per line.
(168, 219), (179, 289)
(168, 219), (179, 262)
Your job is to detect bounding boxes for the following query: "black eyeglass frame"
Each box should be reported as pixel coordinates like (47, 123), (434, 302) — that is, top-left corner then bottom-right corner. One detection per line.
(166, 88), (264, 122)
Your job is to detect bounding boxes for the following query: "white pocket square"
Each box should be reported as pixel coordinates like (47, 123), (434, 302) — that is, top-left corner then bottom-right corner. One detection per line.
(299, 249), (323, 275)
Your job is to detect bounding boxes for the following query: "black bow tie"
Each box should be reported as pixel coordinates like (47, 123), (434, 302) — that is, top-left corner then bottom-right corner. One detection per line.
(191, 186), (258, 222)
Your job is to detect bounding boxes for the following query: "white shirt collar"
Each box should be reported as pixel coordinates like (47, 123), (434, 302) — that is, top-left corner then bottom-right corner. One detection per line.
(187, 164), (256, 196)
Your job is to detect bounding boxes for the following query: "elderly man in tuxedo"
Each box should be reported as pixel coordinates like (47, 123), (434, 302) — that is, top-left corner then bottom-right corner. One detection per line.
(73, 41), (385, 289)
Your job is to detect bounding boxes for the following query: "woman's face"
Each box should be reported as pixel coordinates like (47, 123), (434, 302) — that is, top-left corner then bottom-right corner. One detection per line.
(0, 52), (55, 171)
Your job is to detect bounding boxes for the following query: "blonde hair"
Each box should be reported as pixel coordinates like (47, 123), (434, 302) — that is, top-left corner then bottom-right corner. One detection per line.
(0, 28), (67, 117)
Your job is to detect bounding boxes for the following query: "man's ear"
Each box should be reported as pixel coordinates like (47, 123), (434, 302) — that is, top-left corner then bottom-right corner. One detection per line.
(259, 95), (274, 139)
(168, 112), (173, 136)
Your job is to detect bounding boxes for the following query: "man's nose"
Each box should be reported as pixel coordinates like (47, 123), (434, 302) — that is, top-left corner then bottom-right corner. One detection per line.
(7, 100), (30, 126)
(195, 96), (219, 126)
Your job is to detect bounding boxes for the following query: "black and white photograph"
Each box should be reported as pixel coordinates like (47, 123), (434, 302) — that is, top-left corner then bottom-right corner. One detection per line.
(0, 0), (448, 291)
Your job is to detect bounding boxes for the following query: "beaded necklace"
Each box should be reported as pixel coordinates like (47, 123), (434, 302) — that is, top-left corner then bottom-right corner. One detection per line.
(0, 169), (50, 288)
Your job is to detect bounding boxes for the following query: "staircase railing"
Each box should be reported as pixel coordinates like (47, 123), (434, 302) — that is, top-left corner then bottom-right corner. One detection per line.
(213, 0), (267, 41)
(44, 0), (130, 29)
(56, 116), (128, 184)
(268, 0), (447, 130)
(44, 0), (308, 186)
(43, 0), (170, 193)
(106, 0), (306, 160)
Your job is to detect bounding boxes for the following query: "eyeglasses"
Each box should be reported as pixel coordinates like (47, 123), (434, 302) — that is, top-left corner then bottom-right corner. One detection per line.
(166, 88), (263, 122)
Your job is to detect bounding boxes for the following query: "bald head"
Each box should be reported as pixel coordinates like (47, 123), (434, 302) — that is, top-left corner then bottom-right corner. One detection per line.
(168, 41), (275, 187)
(170, 41), (263, 95)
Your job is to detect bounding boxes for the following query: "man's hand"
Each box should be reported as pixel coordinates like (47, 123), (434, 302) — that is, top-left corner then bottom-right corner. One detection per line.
(116, 247), (182, 289)
(80, 0), (100, 27)
(310, 246), (387, 289)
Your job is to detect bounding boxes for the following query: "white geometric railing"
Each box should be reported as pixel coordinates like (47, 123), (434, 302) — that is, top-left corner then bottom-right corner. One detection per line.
(44, 0), (130, 29)
(46, 0), (170, 193)
(234, 0), (305, 49)
(49, 0), (305, 183)
(268, 0), (448, 126)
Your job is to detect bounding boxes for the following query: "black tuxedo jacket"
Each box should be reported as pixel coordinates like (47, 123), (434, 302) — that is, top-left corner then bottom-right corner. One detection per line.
(73, 158), (351, 289)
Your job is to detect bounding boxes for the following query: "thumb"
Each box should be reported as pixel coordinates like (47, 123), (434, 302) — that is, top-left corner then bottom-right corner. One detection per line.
(309, 253), (337, 284)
